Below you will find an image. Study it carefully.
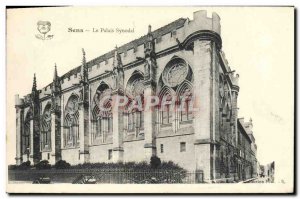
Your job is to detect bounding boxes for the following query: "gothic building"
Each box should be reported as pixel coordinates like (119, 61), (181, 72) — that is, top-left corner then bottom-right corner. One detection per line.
(14, 10), (257, 182)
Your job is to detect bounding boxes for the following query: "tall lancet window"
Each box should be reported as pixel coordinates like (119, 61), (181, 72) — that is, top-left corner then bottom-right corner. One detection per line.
(177, 85), (193, 123)
(101, 99), (113, 141)
(125, 99), (144, 135)
(64, 95), (79, 148)
(136, 106), (144, 131)
(22, 110), (32, 155)
(161, 94), (173, 125)
(125, 72), (144, 138)
(126, 102), (136, 133)
(41, 104), (51, 150)
(92, 83), (112, 144)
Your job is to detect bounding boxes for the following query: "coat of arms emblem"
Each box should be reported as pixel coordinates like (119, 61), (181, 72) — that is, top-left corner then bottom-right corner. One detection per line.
(35, 21), (54, 40)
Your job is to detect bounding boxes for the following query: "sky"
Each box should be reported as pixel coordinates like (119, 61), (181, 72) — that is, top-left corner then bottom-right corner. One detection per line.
(6, 7), (294, 183)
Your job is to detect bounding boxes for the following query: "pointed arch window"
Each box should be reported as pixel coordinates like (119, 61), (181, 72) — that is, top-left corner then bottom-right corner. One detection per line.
(127, 103), (136, 132)
(100, 100), (113, 141)
(22, 111), (31, 154)
(137, 108), (144, 130)
(41, 104), (51, 150)
(158, 56), (194, 130)
(125, 99), (144, 134)
(161, 94), (173, 125)
(64, 95), (79, 148)
(179, 88), (193, 122)
(125, 72), (145, 137)
(92, 84), (112, 143)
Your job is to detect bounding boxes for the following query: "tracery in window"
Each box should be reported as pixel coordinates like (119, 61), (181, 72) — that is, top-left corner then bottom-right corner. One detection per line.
(177, 81), (193, 123)
(159, 90), (174, 126)
(22, 110), (32, 154)
(158, 56), (194, 132)
(41, 104), (51, 150)
(91, 83), (112, 143)
(125, 71), (144, 138)
(64, 95), (79, 148)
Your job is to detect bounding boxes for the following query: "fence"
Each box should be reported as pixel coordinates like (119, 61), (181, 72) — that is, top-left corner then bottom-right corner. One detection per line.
(8, 169), (203, 184)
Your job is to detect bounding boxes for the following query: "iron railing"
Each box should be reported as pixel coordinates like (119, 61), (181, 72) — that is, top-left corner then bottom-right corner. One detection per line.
(8, 169), (204, 184)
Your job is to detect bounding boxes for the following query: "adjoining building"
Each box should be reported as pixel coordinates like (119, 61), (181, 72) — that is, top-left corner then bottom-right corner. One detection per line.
(14, 10), (258, 182)
(261, 161), (275, 183)
(237, 118), (258, 180)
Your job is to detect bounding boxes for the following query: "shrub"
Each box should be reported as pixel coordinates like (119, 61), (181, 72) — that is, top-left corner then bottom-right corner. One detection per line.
(160, 161), (184, 171)
(150, 156), (161, 169)
(19, 161), (31, 169)
(35, 160), (51, 170)
(66, 160), (184, 172)
(8, 165), (17, 170)
(8, 161), (31, 170)
(54, 160), (71, 169)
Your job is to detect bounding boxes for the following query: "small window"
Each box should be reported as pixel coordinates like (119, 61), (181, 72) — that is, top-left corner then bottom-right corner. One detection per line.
(160, 144), (164, 153)
(108, 149), (113, 160)
(180, 142), (186, 152)
(47, 153), (50, 160)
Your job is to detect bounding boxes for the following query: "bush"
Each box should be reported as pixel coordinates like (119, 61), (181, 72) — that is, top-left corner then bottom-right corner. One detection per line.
(8, 165), (16, 170)
(66, 160), (184, 172)
(150, 156), (161, 169)
(19, 161), (31, 169)
(160, 161), (184, 170)
(35, 160), (51, 170)
(54, 160), (71, 169)
(8, 161), (31, 170)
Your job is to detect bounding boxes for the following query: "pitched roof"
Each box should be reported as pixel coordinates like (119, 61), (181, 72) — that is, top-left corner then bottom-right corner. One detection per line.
(60, 18), (187, 80)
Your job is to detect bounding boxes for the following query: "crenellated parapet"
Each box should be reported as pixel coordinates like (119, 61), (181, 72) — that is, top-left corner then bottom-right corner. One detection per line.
(181, 10), (222, 50)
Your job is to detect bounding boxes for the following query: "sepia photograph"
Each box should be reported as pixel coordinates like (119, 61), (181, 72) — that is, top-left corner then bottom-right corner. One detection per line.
(5, 6), (294, 193)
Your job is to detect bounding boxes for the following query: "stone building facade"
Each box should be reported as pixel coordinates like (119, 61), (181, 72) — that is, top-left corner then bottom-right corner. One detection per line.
(14, 10), (257, 182)
(237, 118), (258, 180)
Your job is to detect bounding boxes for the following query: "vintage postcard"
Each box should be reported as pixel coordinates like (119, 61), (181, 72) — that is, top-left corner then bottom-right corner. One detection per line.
(6, 6), (294, 193)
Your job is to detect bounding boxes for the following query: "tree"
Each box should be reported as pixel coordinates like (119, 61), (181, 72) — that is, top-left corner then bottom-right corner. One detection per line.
(35, 160), (51, 170)
(54, 160), (71, 169)
(150, 156), (161, 169)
